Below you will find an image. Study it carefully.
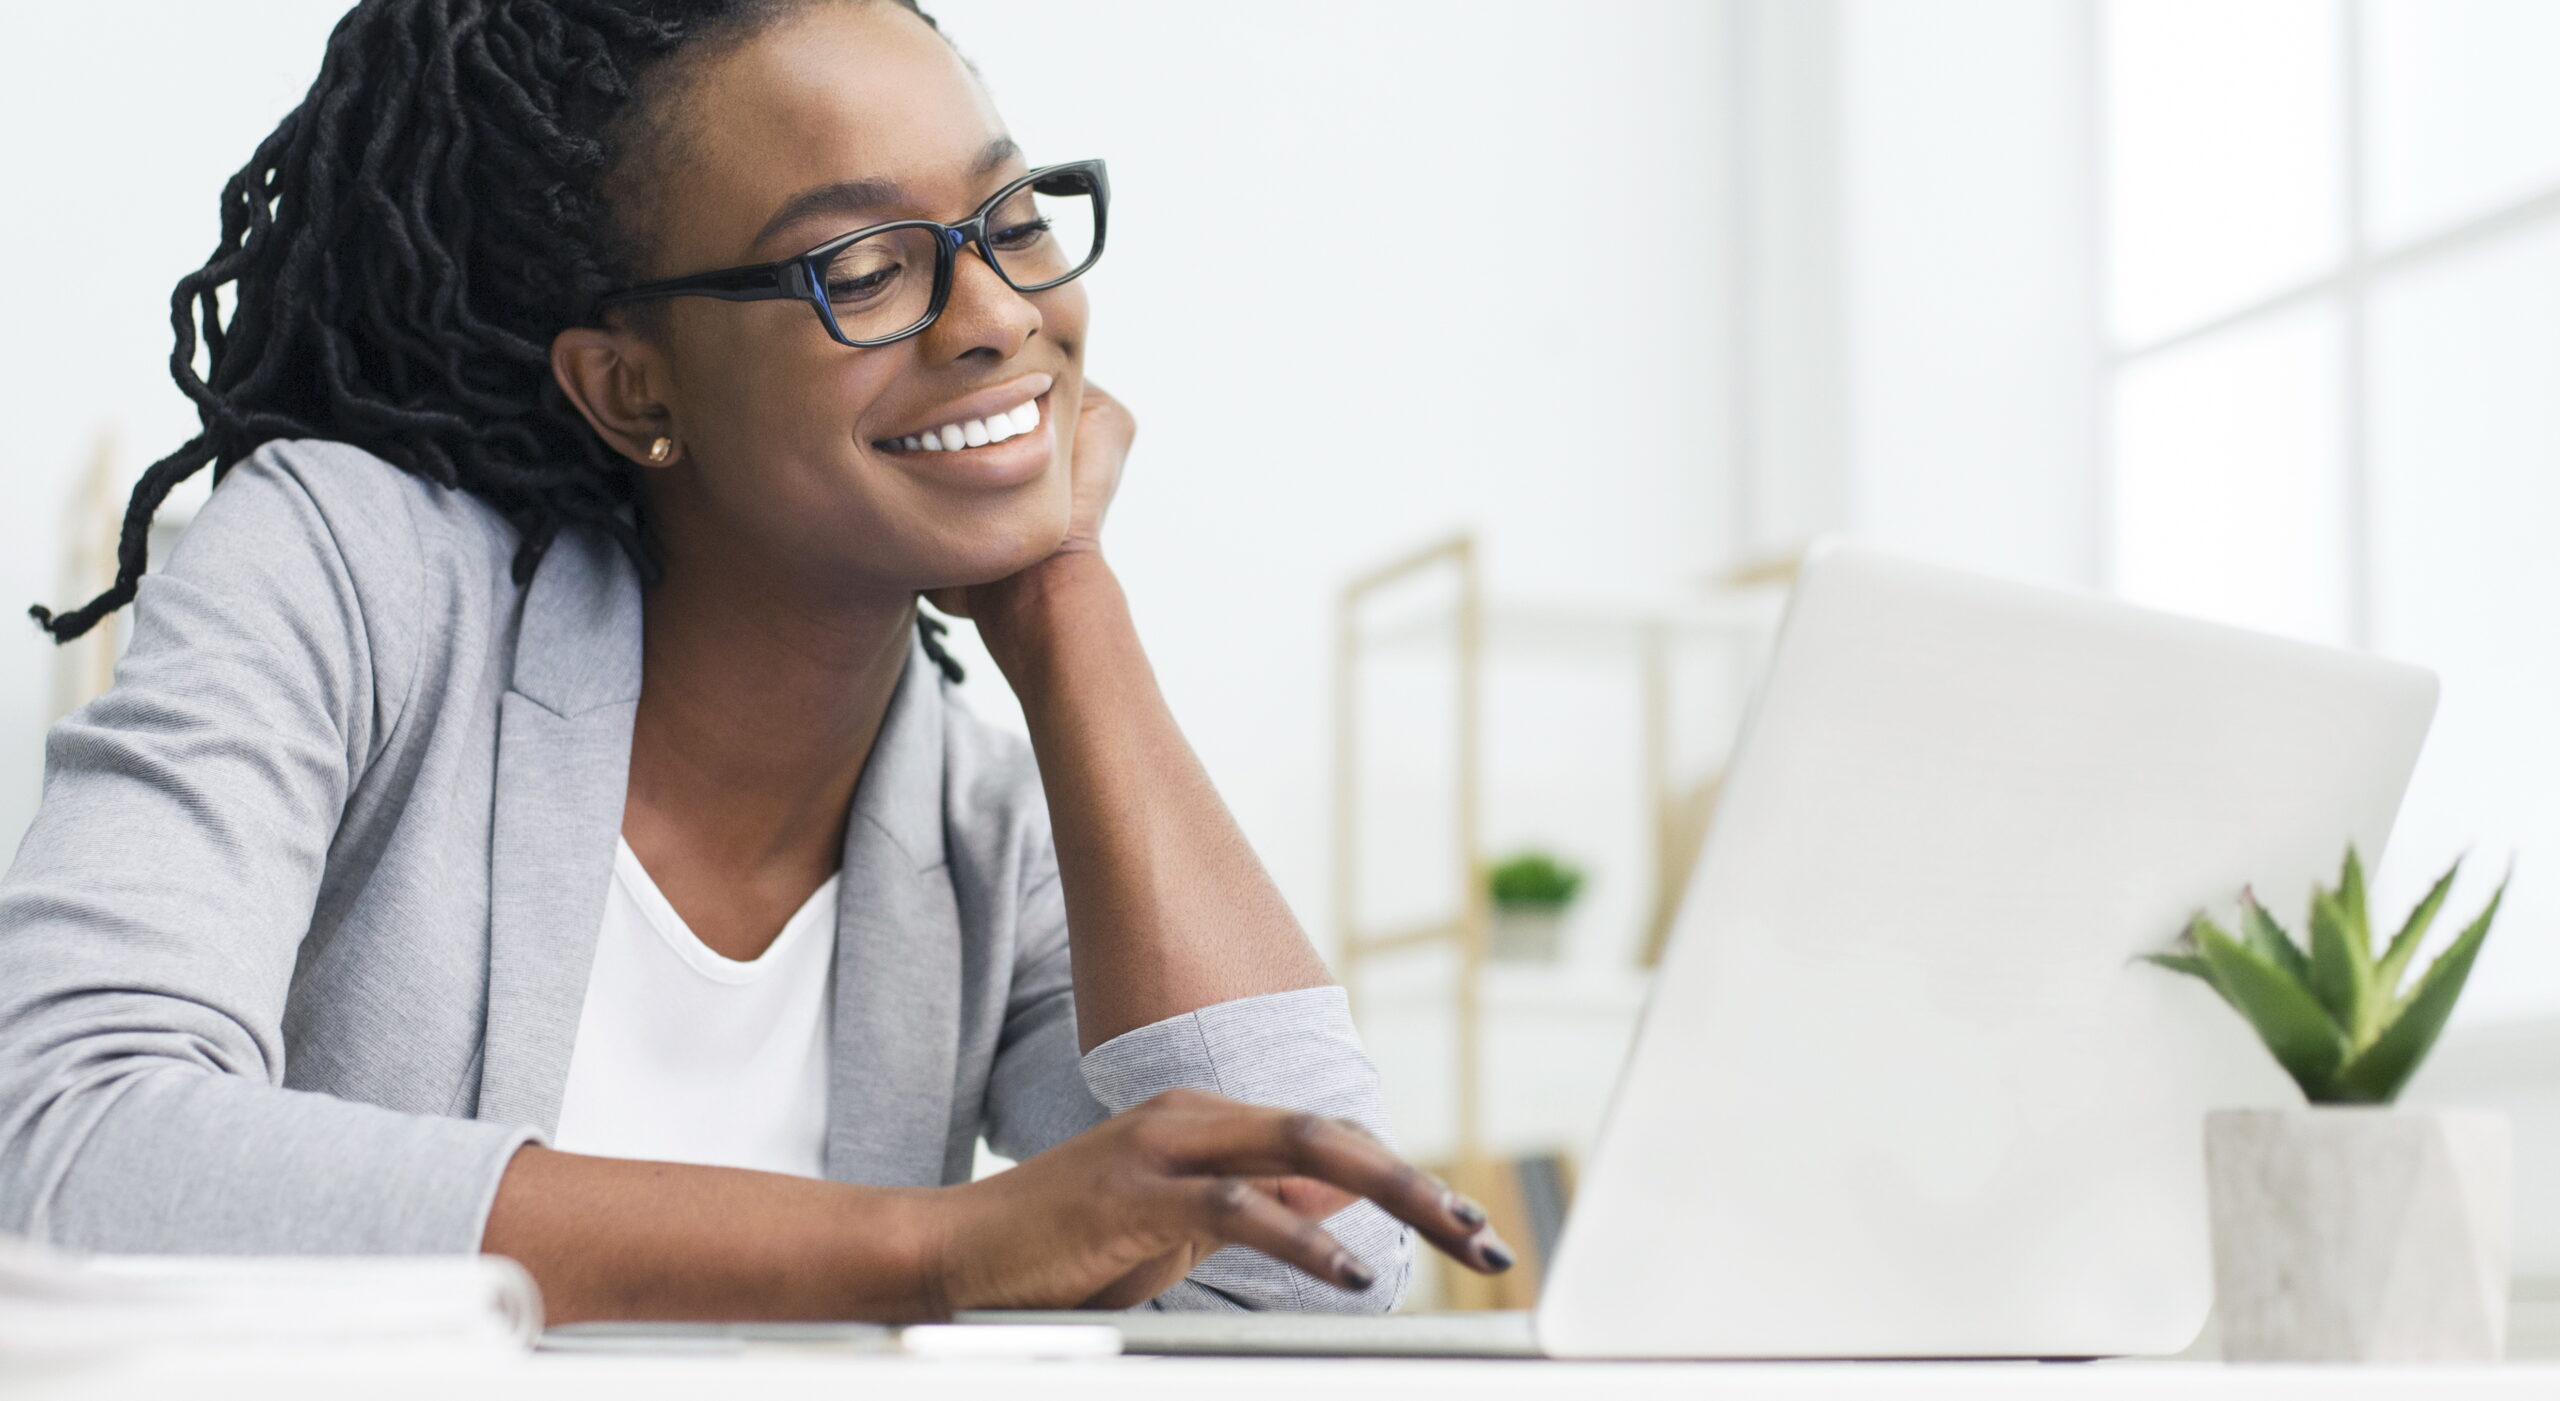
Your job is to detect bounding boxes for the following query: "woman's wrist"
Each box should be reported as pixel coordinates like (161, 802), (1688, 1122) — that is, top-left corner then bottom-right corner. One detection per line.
(968, 549), (1125, 681)
(846, 1183), (958, 1320)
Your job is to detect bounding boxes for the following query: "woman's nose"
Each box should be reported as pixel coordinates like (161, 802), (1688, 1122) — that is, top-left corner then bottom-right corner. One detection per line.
(922, 239), (1041, 362)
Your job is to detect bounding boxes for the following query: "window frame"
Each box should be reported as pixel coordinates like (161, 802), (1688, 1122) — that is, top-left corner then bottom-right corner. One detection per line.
(2097, 0), (2560, 648)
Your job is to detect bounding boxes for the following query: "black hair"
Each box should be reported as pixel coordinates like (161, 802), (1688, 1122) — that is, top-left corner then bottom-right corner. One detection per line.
(29, 0), (964, 682)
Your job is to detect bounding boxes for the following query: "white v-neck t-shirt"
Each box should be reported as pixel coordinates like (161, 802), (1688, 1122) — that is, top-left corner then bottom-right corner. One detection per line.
(550, 839), (841, 1178)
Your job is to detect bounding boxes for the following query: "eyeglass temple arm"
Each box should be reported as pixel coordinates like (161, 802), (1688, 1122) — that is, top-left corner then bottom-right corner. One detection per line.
(597, 260), (807, 309)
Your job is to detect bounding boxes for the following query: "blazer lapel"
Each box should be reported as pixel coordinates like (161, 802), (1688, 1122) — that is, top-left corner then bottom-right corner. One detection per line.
(475, 527), (644, 1135)
(824, 643), (965, 1187)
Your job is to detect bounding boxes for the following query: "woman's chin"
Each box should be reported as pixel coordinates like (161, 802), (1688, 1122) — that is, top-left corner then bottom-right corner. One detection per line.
(922, 523), (1073, 596)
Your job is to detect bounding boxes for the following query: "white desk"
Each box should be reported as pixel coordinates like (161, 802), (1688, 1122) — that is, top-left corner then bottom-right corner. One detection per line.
(9, 1351), (2560, 1400)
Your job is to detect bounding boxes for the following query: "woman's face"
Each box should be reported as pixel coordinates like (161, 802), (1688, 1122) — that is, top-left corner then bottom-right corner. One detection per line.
(607, 1), (1086, 599)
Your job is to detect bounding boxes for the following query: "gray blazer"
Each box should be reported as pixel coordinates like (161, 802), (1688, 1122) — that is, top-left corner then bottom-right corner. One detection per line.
(0, 439), (1407, 1312)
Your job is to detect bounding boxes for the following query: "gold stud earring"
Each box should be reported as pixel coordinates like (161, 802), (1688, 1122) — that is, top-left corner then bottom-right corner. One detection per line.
(646, 436), (676, 466)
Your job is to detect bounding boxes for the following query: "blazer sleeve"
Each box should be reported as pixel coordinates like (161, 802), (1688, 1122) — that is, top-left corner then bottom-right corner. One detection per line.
(981, 857), (1415, 1314)
(0, 445), (535, 1254)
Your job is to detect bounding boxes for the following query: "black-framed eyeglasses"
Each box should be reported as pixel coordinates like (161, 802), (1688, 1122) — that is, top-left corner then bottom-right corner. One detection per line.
(594, 159), (1109, 347)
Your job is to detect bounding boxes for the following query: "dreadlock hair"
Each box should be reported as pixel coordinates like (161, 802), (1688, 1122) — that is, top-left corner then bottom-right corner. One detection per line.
(29, 0), (965, 683)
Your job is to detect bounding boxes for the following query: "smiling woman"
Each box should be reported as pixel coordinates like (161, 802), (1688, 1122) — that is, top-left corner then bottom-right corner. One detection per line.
(0, 0), (1508, 1322)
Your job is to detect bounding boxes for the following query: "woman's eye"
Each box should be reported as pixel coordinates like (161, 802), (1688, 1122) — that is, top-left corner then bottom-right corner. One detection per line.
(990, 218), (1052, 252)
(826, 265), (899, 304)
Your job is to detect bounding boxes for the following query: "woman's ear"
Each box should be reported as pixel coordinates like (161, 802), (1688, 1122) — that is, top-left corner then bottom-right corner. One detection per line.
(551, 322), (678, 467)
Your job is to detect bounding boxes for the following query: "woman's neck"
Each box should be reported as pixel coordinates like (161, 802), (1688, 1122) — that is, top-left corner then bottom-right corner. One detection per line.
(621, 549), (914, 950)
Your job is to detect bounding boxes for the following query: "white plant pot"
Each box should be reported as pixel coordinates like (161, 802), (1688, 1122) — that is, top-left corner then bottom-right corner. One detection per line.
(1488, 905), (1567, 962)
(2204, 1106), (2511, 1363)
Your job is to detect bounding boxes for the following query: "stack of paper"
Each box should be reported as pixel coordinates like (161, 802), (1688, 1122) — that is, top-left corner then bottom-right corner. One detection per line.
(0, 1233), (541, 1357)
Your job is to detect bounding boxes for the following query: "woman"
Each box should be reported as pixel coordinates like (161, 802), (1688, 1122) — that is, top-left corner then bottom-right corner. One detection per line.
(0, 0), (1509, 1321)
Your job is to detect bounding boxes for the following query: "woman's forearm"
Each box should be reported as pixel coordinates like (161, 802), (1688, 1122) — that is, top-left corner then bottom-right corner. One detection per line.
(976, 551), (1335, 1052)
(483, 1097), (1500, 1320)
(479, 1144), (943, 1323)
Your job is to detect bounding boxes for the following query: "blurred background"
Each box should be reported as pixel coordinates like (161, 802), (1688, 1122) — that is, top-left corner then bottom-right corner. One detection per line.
(1, 0), (2552, 1305)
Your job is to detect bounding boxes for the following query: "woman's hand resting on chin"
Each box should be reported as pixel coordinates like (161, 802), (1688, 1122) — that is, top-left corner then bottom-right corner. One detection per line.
(922, 1088), (1511, 1311)
(1042, 380), (1134, 562)
(926, 381), (1134, 627)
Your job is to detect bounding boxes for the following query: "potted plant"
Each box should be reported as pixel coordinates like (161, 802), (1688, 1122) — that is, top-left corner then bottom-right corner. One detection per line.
(2144, 848), (2511, 1362)
(1486, 851), (1584, 963)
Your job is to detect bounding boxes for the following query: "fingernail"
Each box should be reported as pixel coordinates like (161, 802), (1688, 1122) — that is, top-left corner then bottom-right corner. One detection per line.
(1480, 1237), (1515, 1272)
(1445, 1191), (1487, 1229)
(1338, 1255), (1377, 1291)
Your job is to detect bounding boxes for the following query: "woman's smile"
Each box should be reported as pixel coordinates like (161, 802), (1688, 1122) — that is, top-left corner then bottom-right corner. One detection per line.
(870, 374), (1057, 489)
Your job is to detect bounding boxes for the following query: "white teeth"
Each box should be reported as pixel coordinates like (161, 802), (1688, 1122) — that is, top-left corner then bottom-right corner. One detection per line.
(894, 399), (1042, 452)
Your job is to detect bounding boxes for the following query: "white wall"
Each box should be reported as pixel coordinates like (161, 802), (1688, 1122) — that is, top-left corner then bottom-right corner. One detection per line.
(1727, 0), (2103, 584)
(1840, 0), (2102, 587)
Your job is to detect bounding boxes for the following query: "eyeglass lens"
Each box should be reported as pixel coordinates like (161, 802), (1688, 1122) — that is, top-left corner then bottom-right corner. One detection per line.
(814, 170), (1101, 342)
(817, 226), (945, 343)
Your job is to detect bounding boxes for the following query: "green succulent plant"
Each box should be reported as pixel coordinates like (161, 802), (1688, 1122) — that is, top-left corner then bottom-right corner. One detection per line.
(2143, 848), (2505, 1104)
(1488, 851), (1584, 909)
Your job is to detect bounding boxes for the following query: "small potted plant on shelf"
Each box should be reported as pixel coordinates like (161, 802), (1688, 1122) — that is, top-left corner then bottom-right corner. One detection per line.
(2144, 847), (2511, 1363)
(1487, 851), (1584, 963)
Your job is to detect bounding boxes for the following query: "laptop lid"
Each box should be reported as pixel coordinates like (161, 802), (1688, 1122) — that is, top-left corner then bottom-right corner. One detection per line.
(1537, 541), (2437, 1359)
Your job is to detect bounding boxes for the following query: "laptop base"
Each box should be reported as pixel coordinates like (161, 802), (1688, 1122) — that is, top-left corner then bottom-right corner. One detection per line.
(954, 1309), (1540, 1358)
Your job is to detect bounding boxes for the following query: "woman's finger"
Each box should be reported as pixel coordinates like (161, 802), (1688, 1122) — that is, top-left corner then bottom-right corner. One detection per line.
(1266, 1174), (1358, 1222)
(1147, 1101), (1510, 1273)
(1184, 1176), (1376, 1294)
(1059, 382), (1133, 542)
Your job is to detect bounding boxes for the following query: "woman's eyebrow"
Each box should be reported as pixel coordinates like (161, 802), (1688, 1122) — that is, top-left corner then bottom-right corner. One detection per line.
(971, 136), (1021, 176)
(751, 138), (1023, 248)
(753, 176), (903, 246)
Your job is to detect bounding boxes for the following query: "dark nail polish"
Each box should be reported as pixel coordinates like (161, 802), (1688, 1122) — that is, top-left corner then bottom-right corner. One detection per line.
(1339, 1256), (1377, 1290)
(1449, 1194), (1487, 1229)
(1481, 1240), (1515, 1272)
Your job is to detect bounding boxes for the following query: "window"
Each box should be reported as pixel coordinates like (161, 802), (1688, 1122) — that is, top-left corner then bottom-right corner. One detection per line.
(2103, 0), (2560, 1022)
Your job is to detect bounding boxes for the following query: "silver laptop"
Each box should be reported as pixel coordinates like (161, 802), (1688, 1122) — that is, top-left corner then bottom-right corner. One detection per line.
(967, 540), (2439, 1359)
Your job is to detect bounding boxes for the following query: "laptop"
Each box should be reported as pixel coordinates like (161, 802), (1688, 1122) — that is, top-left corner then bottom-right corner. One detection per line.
(963, 539), (2441, 1359)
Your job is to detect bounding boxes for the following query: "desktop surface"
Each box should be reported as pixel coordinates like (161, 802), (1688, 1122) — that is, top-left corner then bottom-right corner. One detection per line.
(9, 1346), (2560, 1401)
(8, 1297), (2556, 1400)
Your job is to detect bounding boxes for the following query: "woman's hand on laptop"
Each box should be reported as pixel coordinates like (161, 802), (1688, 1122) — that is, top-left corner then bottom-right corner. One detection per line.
(926, 1087), (1513, 1310)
